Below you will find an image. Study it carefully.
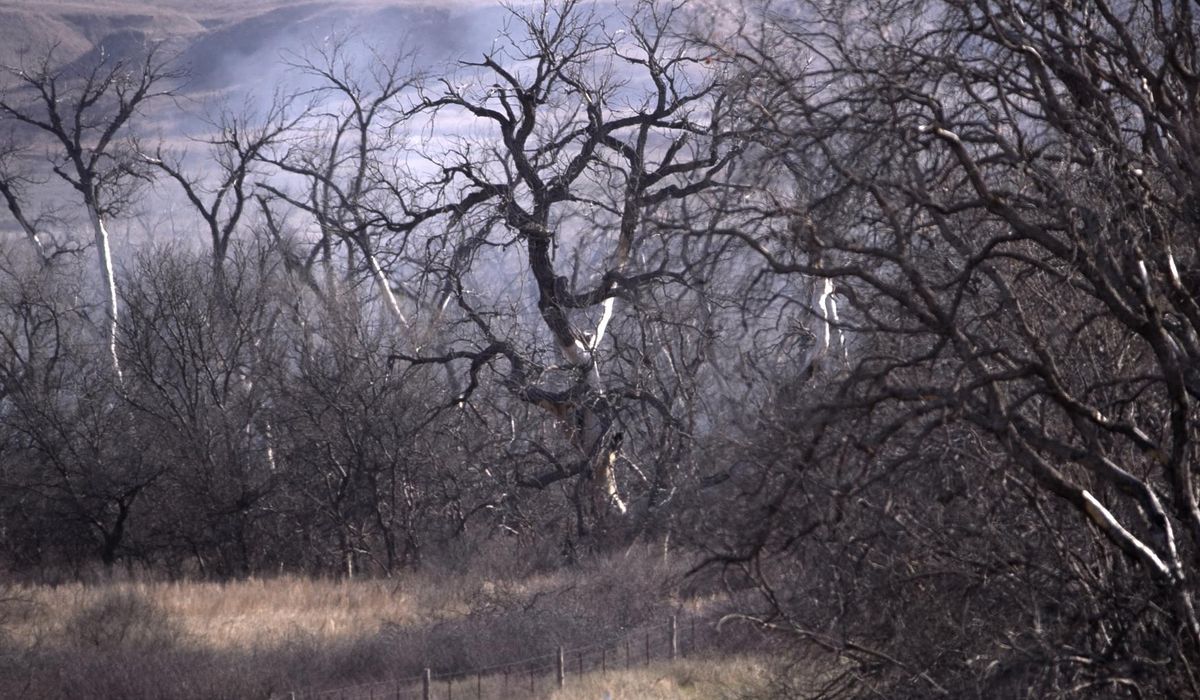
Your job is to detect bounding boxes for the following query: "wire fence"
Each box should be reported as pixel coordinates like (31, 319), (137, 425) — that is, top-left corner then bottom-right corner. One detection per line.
(282, 614), (715, 700)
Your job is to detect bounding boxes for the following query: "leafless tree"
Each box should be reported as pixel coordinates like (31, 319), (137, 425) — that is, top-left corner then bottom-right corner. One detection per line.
(0, 44), (179, 378)
(0, 246), (160, 568)
(139, 95), (303, 282)
(695, 0), (1200, 695)
(255, 38), (432, 329)
(0, 137), (77, 263)
(389, 0), (739, 535)
(117, 246), (286, 576)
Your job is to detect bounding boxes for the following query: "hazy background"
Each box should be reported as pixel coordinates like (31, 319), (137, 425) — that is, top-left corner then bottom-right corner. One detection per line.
(0, 0), (512, 84)
(0, 0), (530, 250)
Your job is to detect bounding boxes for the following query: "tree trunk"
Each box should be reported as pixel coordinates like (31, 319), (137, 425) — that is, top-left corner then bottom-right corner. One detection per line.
(364, 246), (408, 327)
(87, 201), (122, 380)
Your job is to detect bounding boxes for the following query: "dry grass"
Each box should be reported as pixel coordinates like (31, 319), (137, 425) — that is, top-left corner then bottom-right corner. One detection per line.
(5, 557), (609, 648)
(5, 573), (477, 651)
(0, 547), (758, 699)
(422, 655), (772, 700)
(549, 656), (770, 700)
(0, 575), (460, 699)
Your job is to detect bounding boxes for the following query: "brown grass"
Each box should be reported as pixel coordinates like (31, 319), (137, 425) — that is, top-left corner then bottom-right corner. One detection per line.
(8, 576), (424, 650)
(0, 546), (761, 699)
(5, 558), (611, 649)
(549, 656), (770, 700)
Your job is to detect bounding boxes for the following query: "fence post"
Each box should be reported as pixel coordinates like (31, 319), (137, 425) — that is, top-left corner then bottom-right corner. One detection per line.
(530, 669), (535, 693)
(670, 615), (678, 661)
(691, 617), (697, 657)
(422, 668), (431, 700)
(578, 651), (583, 677)
(447, 678), (452, 700)
(625, 637), (631, 669)
(476, 672), (482, 700)
(645, 629), (651, 665)
(602, 647), (607, 675)
(557, 645), (566, 688)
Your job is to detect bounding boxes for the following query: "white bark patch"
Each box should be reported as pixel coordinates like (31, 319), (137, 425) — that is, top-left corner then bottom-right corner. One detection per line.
(90, 208), (122, 381)
(264, 421), (278, 472)
(598, 449), (627, 515)
(604, 470), (627, 514)
(805, 276), (847, 372)
(592, 296), (616, 351)
(367, 252), (409, 327)
(1168, 251), (1182, 287)
(559, 339), (588, 367)
(1137, 258), (1151, 289)
(821, 278), (847, 362)
(1081, 490), (1170, 577)
(29, 232), (45, 260)
(816, 278), (833, 350)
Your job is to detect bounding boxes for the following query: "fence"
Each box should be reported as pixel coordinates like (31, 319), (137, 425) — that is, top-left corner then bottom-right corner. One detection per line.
(284, 614), (714, 700)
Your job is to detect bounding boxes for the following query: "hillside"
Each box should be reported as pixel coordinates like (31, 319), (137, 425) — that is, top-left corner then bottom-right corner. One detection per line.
(0, 0), (503, 92)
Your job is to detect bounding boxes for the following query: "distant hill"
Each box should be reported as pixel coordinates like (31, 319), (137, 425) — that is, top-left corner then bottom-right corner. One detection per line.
(0, 2), (205, 67)
(0, 0), (506, 93)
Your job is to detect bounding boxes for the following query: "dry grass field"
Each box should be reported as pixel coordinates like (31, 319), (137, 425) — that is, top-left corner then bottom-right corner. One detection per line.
(547, 657), (771, 700)
(0, 547), (769, 699)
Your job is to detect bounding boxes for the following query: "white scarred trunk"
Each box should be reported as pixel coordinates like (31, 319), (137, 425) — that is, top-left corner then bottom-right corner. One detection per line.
(366, 249), (408, 327)
(589, 297), (625, 514)
(805, 276), (847, 374)
(565, 303), (626, 517)
(88, 205), (122, 381)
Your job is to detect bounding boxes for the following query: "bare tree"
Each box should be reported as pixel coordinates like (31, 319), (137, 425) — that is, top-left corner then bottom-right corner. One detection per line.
(139, 94), (302, 282)
(0, 44), (178, 378)
(117, 246), (285, 576)
(0, 138), (55, 263)
(698, 0), (1200, 695)
(392, 0), (738, 533)
(0, 246), (161, 568)
(256, 38), (429, 328)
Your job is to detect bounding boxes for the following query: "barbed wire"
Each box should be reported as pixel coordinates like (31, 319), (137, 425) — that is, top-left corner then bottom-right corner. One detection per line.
(285, 616), (692, 699)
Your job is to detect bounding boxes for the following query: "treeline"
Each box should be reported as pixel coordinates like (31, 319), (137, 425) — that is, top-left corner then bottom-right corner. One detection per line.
(0, 1), (738, 578)
(3, 0), (1200, 696)
(0, 246), (516, 577)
